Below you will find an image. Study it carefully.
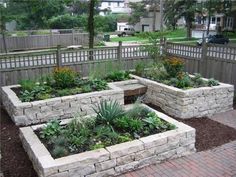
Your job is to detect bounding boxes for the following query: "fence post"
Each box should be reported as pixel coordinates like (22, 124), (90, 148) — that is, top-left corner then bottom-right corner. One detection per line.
(50, 29), (53, 48)
(200, 41), (207, 76)
(117, 41), (122, 60)
(72, 29), (75, 45)
(56, 45), (62, 67)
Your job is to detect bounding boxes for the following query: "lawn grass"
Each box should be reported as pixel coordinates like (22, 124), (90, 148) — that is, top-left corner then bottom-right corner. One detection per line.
(110, 28), (187, 42)
(110, 36), (147, 42)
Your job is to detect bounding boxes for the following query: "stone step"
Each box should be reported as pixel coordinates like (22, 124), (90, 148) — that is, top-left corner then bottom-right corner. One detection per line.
(118, 83), (147, 97)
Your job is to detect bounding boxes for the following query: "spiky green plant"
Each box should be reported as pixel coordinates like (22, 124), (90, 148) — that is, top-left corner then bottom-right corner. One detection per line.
(93, 100), (124, 127)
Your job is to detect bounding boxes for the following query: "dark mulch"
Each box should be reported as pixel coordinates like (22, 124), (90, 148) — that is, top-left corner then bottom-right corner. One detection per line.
(1, 101), (236, 177)
(147, 103), (236, 152)
(0, 107), (37, 177)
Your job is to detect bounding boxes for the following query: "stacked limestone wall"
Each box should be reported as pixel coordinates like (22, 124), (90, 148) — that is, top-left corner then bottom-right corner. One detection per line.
(19, 106), (196, 177)
(1, 83), (124, 125)
(131, 75), (234, 119)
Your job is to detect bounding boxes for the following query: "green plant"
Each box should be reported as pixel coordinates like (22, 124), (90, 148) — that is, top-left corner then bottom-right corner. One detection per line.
(104, 71), (130, 82)
(176, 73), (193, 88)
(36, 93), (51, 100)
(40, 120), (62, 139)
(143, 112), (176, 132)
(19, 80), (36, 92)
(169, 77), (179, 87)
(164, 56), (184, 77)
(19, 85), (51, 102)
(126, 104), (150, 119)
(53, 67), (77, 89)
(114, 116), (144, 133)
(118, 134), (132, 143)
(145, 62), (168, 81)
(51, 145), (69, 158)
(19, 90), (35, 102)
(49, 135), (68, 147)
(55, 88), (72, 96)
(208, 78), (219, 86)
(90, 142), (105, 150)
(192, 73), (206, 87)
(88, 79), (107, 91)
(93, 125), (119, 145)
(93, 100), (124, 127)
(135, 61), (145, 76)
(96, 41), (105, 46)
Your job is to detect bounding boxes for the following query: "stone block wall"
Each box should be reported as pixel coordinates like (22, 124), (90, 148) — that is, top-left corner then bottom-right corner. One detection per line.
(1, 83), (124, 126)
(131, 75), (234, 119)
(19, 105), (196, 177)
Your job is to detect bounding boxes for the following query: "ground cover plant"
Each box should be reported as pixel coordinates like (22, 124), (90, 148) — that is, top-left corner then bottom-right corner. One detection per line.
(18, 67), (131, 102)
(18, 67), (108, 102)
(135, 56), (219, 89)
(36, 101), (176, 158)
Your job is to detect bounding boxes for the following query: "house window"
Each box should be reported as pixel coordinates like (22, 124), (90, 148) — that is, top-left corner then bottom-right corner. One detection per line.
(108, 2), (111, 6)
(117, 2), (120, 7)
(211, 17), (216, 24)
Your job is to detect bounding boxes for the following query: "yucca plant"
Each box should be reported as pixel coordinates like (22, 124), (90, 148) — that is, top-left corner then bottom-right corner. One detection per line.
(93, 100), (124, 127)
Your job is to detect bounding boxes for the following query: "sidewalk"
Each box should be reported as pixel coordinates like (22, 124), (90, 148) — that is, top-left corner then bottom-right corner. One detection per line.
(119, 140), (236, 177)
(119, 110), (236, 177)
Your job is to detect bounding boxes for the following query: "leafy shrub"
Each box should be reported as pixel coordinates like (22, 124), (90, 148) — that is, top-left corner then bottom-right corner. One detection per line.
(114, 116), (144, 133)
(176, 73), (193, 88)
(52, 146), (69, 158)
(126, 104), (150, 119)
(20, 85), (51, 102)
(40, 120), (62, 139)
(104, 71), (130, 82)
(48, 14), (85, 29)
(164, 57), (184, 77)
(19, 90), (35, 102)
(118, 134), (132, 143)
(192, 73), (206, 87)
(135, 61), (145, 76)
(208, 78), (219, 86)
(145, 63), (168, 81)
(169, 77), (179, 86)
(96, 41), (105, 46)
(143, 112), (175, 131)
(19, 80), (36, 92)
(93, 100), (125, 126)
(90, 142), (105, 150)
(53, 67), (77, 89)
(88, 79), (107, 91)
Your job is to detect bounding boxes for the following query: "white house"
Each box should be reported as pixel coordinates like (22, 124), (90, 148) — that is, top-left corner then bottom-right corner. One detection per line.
(99, 0), (131, 16)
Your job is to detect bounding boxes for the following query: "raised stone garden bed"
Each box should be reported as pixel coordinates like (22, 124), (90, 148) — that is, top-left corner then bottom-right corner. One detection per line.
(1, 83), (124, 126)
(19, 104), (196, 177)
(131, 74), (234, 119)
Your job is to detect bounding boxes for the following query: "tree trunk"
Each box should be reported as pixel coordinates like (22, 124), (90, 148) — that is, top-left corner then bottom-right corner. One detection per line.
(206, 15), (211, 35)
(0, 11), (7, 53)
(186, 20), (191, 39)
(160, 0), (163, 32)
(88, 0), (95, 60)
(2, 30), (7, 53)
(152, 2), (157, 32)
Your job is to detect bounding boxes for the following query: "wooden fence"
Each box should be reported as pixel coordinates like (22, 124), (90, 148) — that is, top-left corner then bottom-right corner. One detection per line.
(0, 42), (236, 94)
(0, 32), (89, 53)
(0, 44), (150, 86)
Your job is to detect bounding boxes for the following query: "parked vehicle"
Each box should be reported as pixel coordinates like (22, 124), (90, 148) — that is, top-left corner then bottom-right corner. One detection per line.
(117, 28), (135, 37)
(197, 34), (229, 46)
